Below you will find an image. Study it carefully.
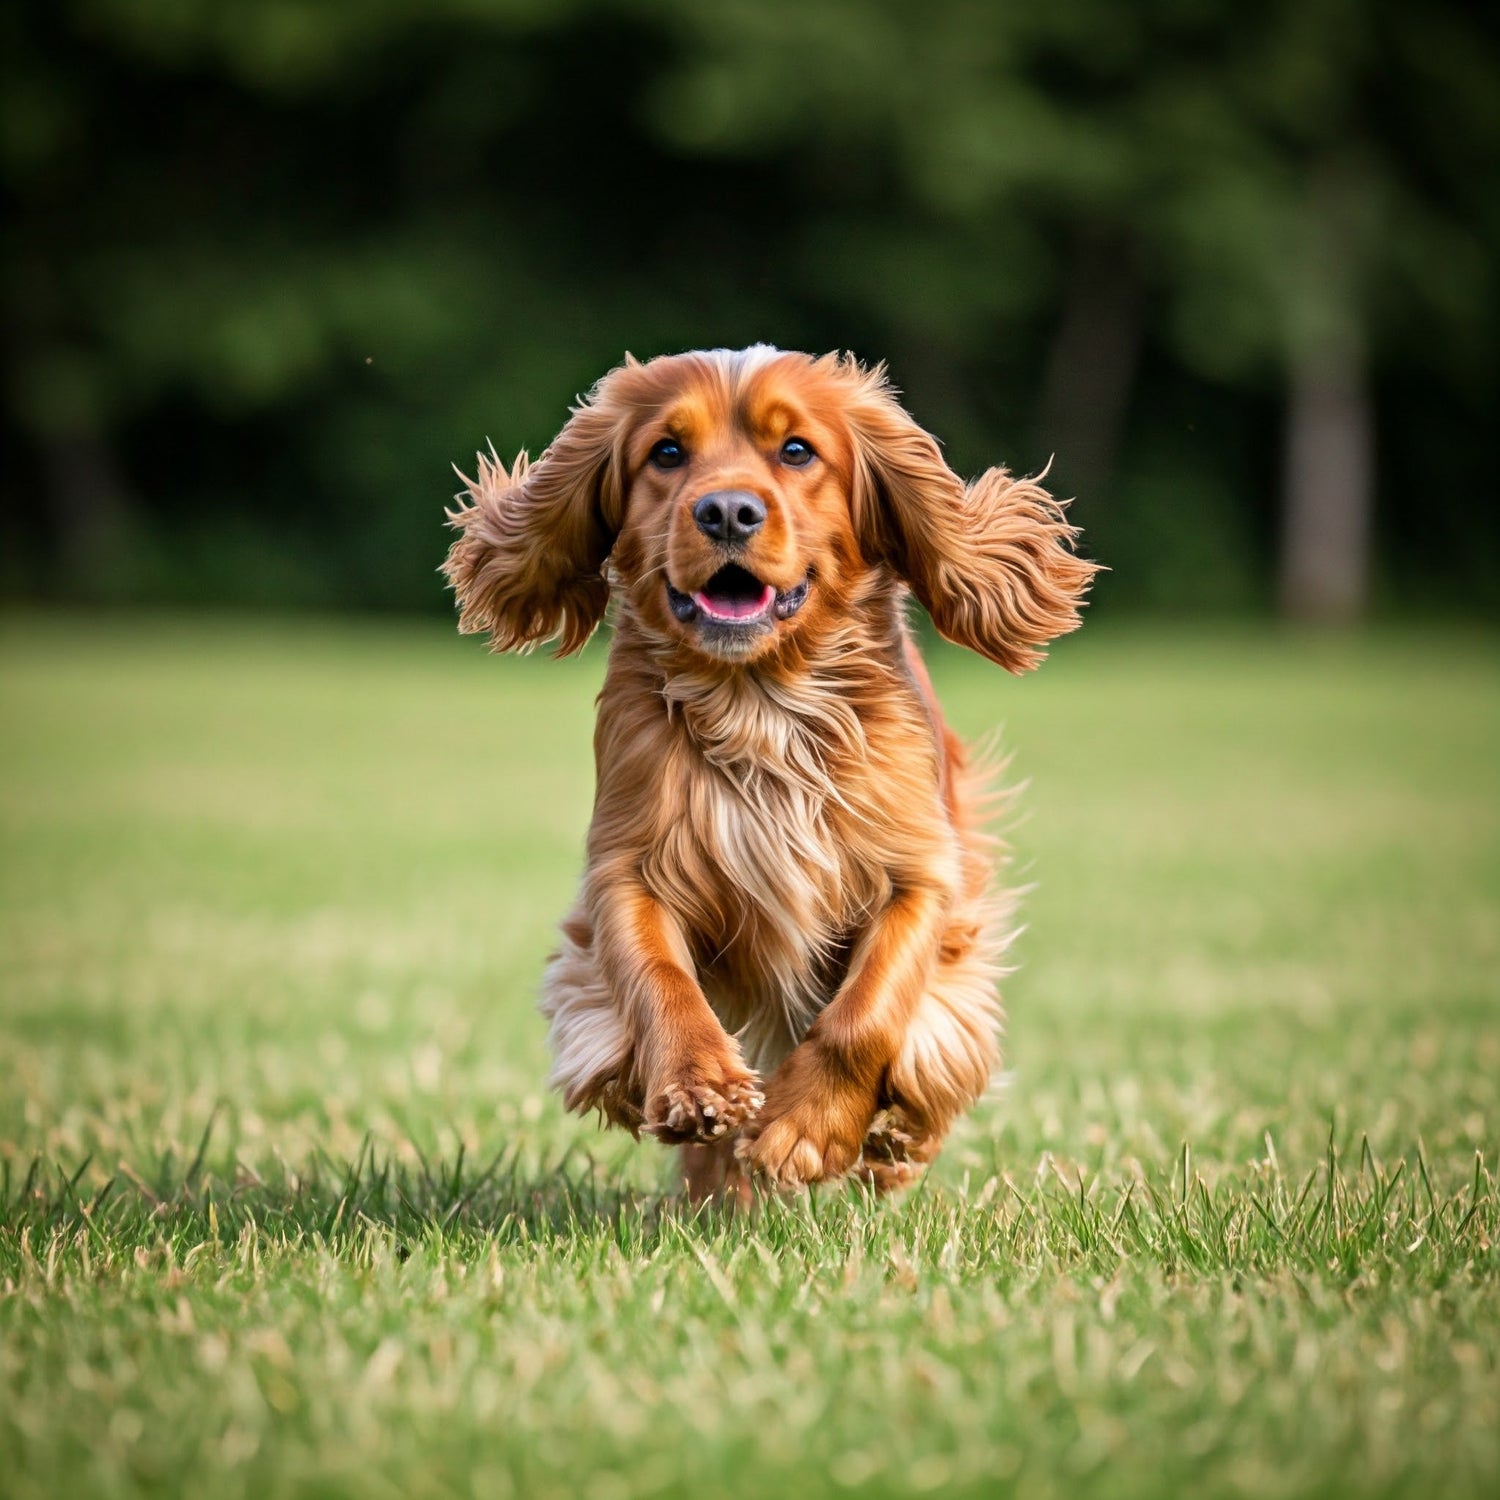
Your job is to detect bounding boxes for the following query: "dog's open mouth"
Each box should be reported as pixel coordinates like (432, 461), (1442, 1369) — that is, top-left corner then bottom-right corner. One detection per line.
(667, 565), (810, 627)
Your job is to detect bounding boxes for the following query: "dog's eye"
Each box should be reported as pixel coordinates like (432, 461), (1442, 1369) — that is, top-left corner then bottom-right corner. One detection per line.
(780, 438), (815, 467)
(649, 439), (686, 470)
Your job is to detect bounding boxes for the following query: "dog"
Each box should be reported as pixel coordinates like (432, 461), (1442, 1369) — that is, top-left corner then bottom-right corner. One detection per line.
(444, 346), (1095, 1199)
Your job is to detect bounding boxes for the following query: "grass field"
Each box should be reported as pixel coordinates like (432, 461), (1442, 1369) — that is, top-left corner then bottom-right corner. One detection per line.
(1, 613), (1497, 1499)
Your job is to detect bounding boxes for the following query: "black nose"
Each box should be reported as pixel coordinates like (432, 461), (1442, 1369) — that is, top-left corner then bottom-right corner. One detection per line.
(693, 490), (766, 546)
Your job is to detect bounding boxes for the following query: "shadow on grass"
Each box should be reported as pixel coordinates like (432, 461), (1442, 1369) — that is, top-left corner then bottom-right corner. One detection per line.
(0, 1134), (670, 1251)
(3, 1118), (1495, 1289)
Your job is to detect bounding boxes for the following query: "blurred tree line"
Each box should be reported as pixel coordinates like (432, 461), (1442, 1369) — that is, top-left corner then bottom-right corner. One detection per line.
(3, 0), (1496, 619)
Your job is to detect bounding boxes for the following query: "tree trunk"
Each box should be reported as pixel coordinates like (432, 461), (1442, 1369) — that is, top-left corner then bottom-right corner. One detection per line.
(38, 428), (135, 595)
(1278, 340), (1374, 623)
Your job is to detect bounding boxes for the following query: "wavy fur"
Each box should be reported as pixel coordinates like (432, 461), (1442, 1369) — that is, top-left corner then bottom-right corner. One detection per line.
(443, 381), (629, 655)
(446, 347), (1097, 1199)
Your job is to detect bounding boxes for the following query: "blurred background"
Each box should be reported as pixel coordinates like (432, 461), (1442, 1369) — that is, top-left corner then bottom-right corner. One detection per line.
(2, 0), (1497, 624)
(2, 15), (1498, 1491)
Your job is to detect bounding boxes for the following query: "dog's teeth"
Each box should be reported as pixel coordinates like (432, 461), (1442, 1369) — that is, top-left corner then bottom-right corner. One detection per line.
(701, 1104), (716, 1118)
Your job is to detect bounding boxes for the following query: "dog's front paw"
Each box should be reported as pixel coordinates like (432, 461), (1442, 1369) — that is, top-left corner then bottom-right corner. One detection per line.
(736, 1096), (869, 1191)
(735, 1043), (877, 1191)
(643, 1069), (764, 1145)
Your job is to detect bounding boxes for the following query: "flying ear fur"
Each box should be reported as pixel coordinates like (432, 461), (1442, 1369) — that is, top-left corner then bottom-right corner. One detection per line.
(443, 389), (625, 656)
(842, 360), (1099, 673)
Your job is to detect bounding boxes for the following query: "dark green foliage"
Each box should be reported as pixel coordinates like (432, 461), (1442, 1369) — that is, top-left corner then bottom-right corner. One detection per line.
(3, 1), (1497, 612)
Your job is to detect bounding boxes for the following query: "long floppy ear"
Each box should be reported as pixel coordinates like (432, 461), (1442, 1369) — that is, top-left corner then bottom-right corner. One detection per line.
(442, 380), (627, 655)
(842, 361), (1099, 673)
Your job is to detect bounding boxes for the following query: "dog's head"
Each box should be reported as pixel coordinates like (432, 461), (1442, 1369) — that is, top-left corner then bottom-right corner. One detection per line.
(445, 347), (1096, 672)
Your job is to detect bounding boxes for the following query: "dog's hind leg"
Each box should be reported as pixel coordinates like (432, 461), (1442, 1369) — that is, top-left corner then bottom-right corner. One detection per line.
(681, 1137), (754, 1208)
(858, 919), (1005, 1191)
(540, 905), (645, 1131)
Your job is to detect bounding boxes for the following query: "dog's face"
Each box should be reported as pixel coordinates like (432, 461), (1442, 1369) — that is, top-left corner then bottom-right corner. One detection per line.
(608, 348), (866, 665)
(445, 346), (1096, 674)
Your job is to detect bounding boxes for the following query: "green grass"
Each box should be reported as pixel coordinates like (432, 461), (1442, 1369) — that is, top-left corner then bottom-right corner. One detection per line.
(1, 613), (1497, 1500)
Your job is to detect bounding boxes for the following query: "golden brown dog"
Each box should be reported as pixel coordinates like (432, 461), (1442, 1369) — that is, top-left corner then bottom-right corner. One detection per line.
(444, 346), (1095, 1199)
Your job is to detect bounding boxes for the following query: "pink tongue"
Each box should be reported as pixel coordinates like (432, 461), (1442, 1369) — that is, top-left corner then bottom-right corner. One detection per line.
(693, 583), (775, 621)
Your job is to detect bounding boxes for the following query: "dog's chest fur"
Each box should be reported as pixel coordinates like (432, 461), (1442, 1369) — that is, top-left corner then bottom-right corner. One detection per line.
(641, 659), (929, 1070)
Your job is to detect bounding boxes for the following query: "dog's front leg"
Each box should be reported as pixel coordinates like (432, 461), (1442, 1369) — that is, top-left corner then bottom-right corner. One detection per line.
(738, 884), (949, 1190)
(591, 869), (764, 1145)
